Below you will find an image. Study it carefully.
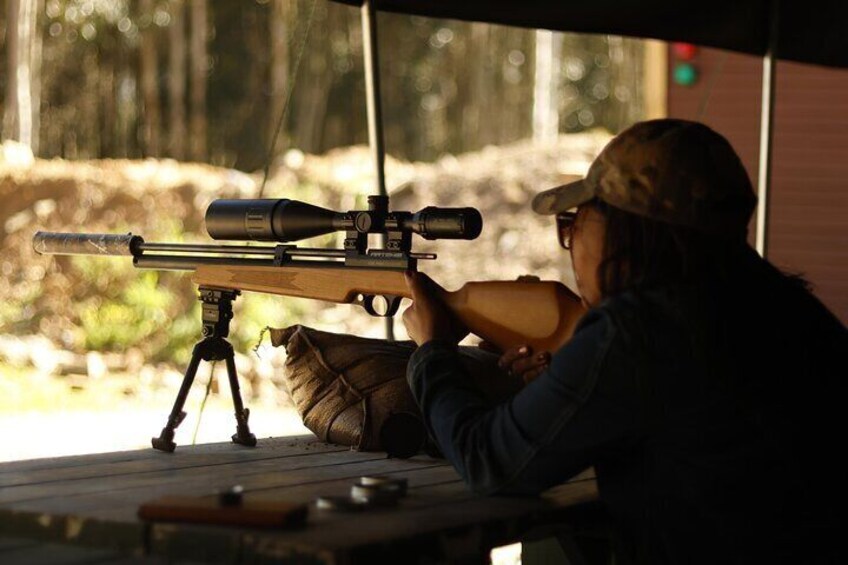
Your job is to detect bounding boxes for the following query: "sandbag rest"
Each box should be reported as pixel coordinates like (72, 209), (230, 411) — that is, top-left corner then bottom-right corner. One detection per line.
(270, 325), (521, 457)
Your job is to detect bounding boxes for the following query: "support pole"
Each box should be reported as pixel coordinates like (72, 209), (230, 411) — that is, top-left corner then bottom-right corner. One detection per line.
(360, 0), (394, 339)
(361, 0), (387, 198)
(755, 1), (779, 257)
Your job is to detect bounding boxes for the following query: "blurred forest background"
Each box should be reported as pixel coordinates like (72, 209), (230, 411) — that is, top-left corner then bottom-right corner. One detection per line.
(0, 0), (647, 459)
(2, 0), (644, 164)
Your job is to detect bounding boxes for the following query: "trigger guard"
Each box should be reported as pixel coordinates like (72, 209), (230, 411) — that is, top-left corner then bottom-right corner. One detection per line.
(363, 295), (403, 317)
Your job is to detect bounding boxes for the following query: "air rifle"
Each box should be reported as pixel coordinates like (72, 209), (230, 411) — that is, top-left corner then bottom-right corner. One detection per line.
(33, 196), (586, 451)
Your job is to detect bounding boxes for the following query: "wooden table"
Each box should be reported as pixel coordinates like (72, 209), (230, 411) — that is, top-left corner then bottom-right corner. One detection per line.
(0, 435), (602, 563)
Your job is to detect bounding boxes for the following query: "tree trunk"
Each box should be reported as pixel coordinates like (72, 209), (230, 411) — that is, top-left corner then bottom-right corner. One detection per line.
(29, 0), (42, 154)
(533, 30), (562, 145)
(99, 56), (115, 157)
(3, 0), (20, 141)
(268, 0), (290, 151)
(189, 0), (208, 161)
(3, 0), (39, 149)
(139, 0), (161, 157)
(168, 0), (187, 160)
(463, 23), (489, 149)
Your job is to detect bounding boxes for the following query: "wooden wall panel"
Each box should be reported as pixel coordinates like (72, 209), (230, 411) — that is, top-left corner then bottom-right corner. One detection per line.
(667, 48), (848, 323)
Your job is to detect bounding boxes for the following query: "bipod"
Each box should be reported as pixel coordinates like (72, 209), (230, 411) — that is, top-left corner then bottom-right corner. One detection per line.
(152, 287), (257, 452)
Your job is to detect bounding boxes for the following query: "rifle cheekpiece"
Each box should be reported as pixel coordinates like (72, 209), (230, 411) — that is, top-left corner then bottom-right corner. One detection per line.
(32, 195), (482, 451)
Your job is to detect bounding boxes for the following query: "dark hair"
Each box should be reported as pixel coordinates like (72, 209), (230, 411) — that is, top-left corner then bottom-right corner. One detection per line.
(589, 198), (790, 298)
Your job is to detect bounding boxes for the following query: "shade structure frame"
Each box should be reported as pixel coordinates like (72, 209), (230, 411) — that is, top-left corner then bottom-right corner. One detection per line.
(341, 0), (842, 261)
(359, 0), (396, 339)
(329, 0), (848, 69)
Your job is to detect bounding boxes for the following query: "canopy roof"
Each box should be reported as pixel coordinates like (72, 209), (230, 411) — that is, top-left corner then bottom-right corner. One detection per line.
(332, 0), (848, 68)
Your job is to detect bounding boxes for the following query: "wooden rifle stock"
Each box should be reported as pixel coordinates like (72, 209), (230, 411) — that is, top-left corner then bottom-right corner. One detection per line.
(192, 265), (587, 354)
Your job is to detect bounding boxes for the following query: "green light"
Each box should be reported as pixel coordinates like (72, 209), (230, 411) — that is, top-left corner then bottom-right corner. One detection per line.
(673, 63), (698, 86)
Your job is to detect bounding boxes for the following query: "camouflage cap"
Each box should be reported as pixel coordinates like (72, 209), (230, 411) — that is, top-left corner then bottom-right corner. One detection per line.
(532, 119), (757, 236)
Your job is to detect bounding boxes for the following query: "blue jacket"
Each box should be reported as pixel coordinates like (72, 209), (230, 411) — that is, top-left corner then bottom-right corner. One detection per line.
(407, 262), (846, 564)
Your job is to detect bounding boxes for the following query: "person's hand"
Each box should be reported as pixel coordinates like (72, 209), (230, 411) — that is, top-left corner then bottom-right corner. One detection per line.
(480, 341), (550, 383)
(402, 272), (468, 346)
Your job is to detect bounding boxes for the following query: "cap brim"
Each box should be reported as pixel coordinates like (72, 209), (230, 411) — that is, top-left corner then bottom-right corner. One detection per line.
(531, 179), (595, 215)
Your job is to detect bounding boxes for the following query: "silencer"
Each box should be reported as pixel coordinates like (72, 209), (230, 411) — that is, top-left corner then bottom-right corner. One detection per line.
(32, 232), (143, 256)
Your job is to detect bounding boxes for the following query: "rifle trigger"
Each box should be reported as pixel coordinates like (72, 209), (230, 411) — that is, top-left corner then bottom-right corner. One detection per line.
(362, 295), (403, 318)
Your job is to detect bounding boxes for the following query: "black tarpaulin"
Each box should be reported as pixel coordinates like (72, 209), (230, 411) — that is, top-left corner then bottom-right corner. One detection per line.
(331, 0), (848, 68)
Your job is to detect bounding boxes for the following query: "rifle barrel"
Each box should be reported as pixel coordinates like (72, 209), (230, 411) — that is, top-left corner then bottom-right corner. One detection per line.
(138, 242), (347, 258)
(134, 255), (277, 271)
(33, 232), (435, 269)
(134, 255), (371, 271)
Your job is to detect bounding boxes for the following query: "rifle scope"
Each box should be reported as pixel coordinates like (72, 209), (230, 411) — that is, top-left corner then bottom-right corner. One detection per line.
(205, 199), (482, 242)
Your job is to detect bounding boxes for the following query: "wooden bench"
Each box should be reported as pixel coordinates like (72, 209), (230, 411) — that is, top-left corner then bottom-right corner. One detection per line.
(0, 435), (602, 563)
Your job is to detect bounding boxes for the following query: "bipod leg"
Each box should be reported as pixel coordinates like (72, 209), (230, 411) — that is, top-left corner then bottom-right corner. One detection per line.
(225, 351), (257, 447)
(152, 343), (203, 452)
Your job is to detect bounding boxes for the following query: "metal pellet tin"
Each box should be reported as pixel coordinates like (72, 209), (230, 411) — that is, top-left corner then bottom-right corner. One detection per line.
(359, 476), (408, 497)
(315, 495), (368, 512)
(350, 483), (400, 506)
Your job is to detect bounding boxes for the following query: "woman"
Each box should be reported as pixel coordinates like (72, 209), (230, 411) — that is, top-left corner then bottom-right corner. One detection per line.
(402, 119), (846, 564)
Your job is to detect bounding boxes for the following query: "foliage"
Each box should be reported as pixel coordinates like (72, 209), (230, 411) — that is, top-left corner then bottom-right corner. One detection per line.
(26, 0), (644, 165)
(78, 270), (172, 351)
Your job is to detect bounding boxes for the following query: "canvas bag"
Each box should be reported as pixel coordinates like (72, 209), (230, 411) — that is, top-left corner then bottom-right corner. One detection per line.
(270, 325), (521, 456)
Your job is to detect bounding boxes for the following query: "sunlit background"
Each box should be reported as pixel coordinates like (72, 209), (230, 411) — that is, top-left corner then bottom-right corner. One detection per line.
(1, 0), (653, 467)
(11, 2), (848, 563)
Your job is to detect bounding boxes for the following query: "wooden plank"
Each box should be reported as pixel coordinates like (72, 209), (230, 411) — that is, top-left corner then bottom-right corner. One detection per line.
(0, 454), (455, 553)
(147, 472), (598, 563)
(0, 449), (393, 504)
(0, 541), (132, 564)
(127, 467), (466, 562)
(0, 536), (41, 552)
(0, 535), (171, 564)
(0, 435), (320, 474)
(240, 480), (600, 563)
(0, 508), (147, 556)
(145, 477), (472, 563)
(7, 457), (453, 519)
(291, 480), (598, 548)
(0, 436), (345, 488)
(0, 436), (601, 565)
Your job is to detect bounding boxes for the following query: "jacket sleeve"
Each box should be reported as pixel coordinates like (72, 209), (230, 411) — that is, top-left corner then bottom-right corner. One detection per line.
(406, 309), (641, 495)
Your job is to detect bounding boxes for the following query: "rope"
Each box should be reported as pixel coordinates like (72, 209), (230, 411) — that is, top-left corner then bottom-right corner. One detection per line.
(696, 51), (728, 120)
(191, 362), (217, 445)
(258, 0), (319, 198)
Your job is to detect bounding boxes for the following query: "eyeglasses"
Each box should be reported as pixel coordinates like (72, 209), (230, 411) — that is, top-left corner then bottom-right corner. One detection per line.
(556, 211), (578, 250)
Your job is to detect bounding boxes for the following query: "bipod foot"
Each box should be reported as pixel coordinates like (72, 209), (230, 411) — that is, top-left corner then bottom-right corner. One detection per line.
(151, 434), (176, 453)
(231, 408), (257, 447)
(152, 410), (186, 453)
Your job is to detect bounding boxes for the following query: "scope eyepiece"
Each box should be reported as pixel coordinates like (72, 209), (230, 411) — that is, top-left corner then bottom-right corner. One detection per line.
(402, 207), (482, 240)
(205, 199), (482, 243)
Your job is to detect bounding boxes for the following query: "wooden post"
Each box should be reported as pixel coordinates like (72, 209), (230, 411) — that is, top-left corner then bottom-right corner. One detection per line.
(642, 40), (668, 120)
(360, 0), (394, 340)
(533, 30), (563, 145)
(755, 1), (779, 258)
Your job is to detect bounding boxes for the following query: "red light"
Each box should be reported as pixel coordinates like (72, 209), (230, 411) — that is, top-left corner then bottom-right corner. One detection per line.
(672, 42), (698, 61)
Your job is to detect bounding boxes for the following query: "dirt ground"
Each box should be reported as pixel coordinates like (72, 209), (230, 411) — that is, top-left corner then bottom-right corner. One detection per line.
(0, 362), (308, 462)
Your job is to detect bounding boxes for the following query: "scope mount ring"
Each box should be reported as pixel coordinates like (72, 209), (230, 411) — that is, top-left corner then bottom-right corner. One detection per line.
(361, 294), (403, 318)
